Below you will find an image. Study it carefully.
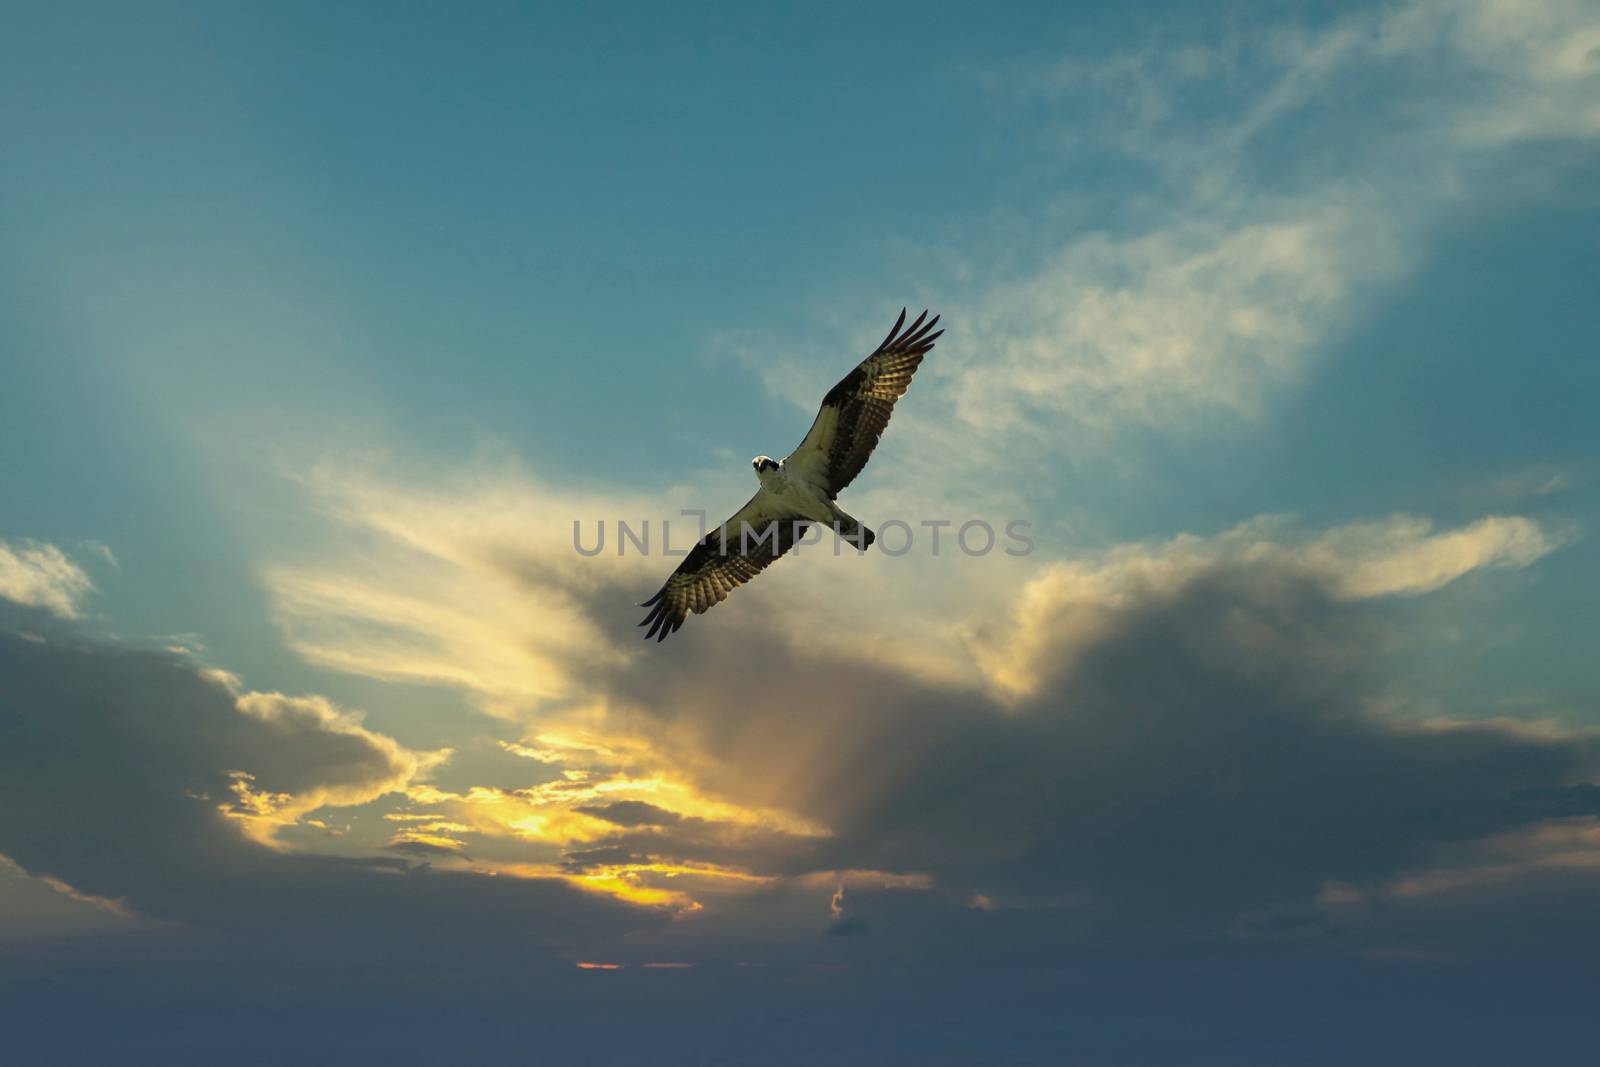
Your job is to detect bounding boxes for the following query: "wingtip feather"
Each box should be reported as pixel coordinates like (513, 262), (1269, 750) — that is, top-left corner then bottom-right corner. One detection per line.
(877, 308), (908, 352)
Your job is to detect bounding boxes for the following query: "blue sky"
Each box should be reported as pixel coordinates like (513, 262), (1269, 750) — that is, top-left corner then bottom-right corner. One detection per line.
(4, 1), (1600, 1061)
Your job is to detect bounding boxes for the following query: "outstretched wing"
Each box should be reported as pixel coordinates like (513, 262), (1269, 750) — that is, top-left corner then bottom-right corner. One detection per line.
(783, 308), (941, 499)
(638, 491), (810, 641)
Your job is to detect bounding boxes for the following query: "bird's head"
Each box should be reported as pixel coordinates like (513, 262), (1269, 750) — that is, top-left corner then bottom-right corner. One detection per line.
(752, 456), (779, 474)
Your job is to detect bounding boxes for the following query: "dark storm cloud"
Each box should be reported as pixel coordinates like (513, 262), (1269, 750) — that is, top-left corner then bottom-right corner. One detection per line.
(557, 819), (813, 877)
(0, 611), (658, 964)
(7, 553), (1600, 968)
(576, 800), (684, 827)
(828, 570), (1600, 913)
(386, 839), (469, 860)
(562, 844), (647, 869)
(599, 565), (1600, 947)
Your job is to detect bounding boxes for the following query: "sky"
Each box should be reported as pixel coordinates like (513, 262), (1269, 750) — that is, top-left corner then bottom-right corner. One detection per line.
(3, 0), (1599, 1061)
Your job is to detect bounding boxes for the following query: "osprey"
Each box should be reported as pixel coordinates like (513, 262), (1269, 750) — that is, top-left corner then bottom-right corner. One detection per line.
(639, 308), (942, 641)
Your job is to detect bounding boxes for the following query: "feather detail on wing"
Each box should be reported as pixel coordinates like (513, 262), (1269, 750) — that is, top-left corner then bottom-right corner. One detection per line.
(784, 308), (941, 498)
(637, 491), (810, 641)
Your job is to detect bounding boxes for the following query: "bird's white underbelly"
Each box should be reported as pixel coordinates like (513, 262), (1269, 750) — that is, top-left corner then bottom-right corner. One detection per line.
(758, 468), (837, 523)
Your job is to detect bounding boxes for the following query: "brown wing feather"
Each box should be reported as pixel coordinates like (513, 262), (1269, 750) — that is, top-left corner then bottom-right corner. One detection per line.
(637, 503), (810, 641)
(640, 309), (939, 641)
(788, 308), (941, 499)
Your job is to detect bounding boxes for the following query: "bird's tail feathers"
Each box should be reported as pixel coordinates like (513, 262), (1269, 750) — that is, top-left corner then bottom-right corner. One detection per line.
(833, 518), (875, 552)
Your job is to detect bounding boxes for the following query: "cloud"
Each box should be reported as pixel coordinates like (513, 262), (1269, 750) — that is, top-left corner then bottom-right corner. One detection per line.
(950, 207), (1388, 436)
(826, 884), (869, 937)
(675, 5), (1598, 551)
(0, 854), (149, 945)
(260, 457), (1021, 712)
(267, 448), (1571, 715)
(577, 800), (686, 827)
(623, 570), (1599, 954)
(4, 2), (1596, 1056)
(0, 539), (96, 618)
(262, 460), (663, 717)
(244, 453), (1589, 948)
(1305, 514), (1564, 598)
(968, 512), (1567, 702)
(0, 614), (657, 962)
(9, 509), (1585, 1067)
(873, 0), (1600, 469)
(1443, 0), (1600, 144)
(220, 687), (452, 844)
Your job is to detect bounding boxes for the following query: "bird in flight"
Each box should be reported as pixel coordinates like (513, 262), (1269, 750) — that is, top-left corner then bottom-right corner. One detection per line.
(639, 308), (942, 641)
